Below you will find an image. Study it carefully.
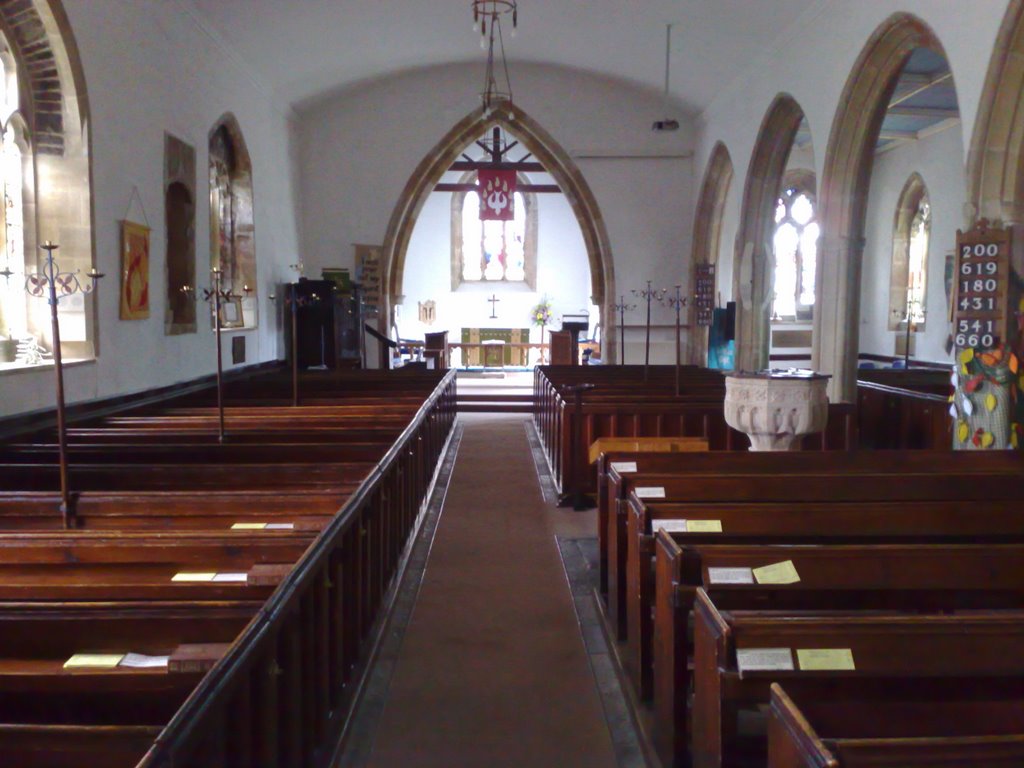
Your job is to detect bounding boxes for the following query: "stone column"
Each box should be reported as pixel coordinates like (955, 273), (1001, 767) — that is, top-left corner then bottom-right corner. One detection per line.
(724, 369), (831, 451)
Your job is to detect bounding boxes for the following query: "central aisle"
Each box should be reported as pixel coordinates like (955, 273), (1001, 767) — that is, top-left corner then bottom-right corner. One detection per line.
(365, 414), (618, 767)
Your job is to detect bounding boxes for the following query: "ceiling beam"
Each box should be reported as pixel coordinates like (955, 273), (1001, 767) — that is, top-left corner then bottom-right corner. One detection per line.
(448, 161), (546, 172)
(878, 128), (919, 140)
(886, 105), (959, 119)
(889, 72), (953, 109)
(434, 183), (561, 193)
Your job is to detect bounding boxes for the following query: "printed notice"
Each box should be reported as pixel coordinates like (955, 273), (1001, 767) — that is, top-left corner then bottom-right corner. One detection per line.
(265, 523), (295, 531)
(707, 567), (754, 585)
(231, 523), (268, 530)
(211, 573), (249, 583)
(119, 653), (170, 669)
(64, 654), (125, 669)
(686, 520), (723, 533)
(736, 648), (794, 674)
(172, 572), (217, 582)
(636, 487), (666, 499)
(656, 519), (689, 533)
(752, 560), (801, 585)
(797, 648), (856, 671)
(610, 462), (638, 474)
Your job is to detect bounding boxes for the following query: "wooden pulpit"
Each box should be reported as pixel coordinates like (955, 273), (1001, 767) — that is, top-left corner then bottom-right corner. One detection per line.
(549, 330), (575, 365)
(424, 331), (449, 369)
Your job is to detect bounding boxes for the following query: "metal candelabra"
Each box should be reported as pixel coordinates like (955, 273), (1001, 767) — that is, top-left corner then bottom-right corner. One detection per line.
(612, 295), (637, 366)
(24, 241), (103, 529)
(666, 285), (688, 396)
(892, 299), (926, 369)
(194, 267), (243, 442)
(631, 280), (668, 380)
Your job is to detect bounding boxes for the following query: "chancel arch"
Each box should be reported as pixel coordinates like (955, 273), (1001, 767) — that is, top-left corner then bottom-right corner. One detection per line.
(209, 114), (257, 329)
(732, 94), (809, 372)
(815, 13), (958, 400)
(381, 102), (615, 363)
(690, 141), (734, 364)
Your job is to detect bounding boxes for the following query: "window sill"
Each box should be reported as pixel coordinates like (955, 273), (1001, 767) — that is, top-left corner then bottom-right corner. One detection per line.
(0, 357), (96, 376)
(455, 281), (533, 294)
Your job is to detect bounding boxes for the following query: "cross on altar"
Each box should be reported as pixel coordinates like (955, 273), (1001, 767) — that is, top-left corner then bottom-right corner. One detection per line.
(488, 294), (500, 319)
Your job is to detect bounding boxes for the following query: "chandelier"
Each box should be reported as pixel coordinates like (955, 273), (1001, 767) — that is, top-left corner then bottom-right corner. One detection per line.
(472, 0), (517, 115)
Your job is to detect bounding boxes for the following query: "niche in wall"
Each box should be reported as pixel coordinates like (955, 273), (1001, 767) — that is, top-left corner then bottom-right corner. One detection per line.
(164, 133), (196, 334)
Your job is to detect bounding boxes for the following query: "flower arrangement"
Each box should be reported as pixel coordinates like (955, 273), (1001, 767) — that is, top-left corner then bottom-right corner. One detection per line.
(531, 298), (553, 327)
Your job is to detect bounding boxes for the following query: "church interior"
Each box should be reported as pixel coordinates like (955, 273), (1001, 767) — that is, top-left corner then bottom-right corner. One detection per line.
(2, 1), (1024, 767)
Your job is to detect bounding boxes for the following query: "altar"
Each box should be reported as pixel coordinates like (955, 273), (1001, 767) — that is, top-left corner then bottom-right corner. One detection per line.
(459, 328), (531, 366)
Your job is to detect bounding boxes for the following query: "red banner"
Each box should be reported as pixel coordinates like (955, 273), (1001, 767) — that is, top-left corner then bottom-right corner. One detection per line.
(478, 170), (516, 221)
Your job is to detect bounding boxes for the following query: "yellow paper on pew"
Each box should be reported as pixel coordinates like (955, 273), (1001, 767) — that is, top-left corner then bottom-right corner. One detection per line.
(231, 523), (268, 530)
(686, 520), (723, 533)
(172, 572), (217, 582)
(752, 560), (800, 585)
(64, 654), (125, 669)
(797, 648), (855, 671)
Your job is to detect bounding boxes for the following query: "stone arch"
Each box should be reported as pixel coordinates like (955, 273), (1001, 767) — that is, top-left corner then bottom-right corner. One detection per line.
(968, 0), (1024, 225)
(733, 94), (807, 371)
(815, 13), (945, 400)
(381, 102), (616, 359)
(690, 141), (734, 363)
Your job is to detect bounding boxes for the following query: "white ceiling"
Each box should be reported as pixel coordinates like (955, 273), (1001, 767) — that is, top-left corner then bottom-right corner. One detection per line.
(183, 0), (819, 112)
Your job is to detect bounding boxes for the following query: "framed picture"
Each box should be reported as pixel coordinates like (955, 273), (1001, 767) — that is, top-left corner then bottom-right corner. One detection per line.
(120, 220), (151, 320)
(220, 297), (244, 328)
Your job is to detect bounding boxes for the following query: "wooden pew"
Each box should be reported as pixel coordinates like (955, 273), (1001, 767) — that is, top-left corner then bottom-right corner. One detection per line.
(691, 590), (1024, 768)
(768, 682), (1024, 768)
(601, 450), (1024, 645)
(653, 534), (1024, 767)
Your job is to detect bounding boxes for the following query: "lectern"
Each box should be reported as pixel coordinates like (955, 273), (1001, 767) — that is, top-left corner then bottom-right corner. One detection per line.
(560, 313), (590, 366)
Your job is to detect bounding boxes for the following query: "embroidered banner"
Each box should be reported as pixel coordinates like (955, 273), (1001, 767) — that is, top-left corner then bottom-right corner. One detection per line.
(478, 170), (516, 221)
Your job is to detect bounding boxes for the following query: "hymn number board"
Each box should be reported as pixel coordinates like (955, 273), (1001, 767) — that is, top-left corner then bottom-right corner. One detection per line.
(953, 222), (1011, 350)
(694, 263), (716, 326)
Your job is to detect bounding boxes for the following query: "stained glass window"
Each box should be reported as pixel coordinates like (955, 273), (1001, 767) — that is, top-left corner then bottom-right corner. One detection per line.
(905, 200), (930, 324)
(0, 41), (28, 344)
(462, 189), (527, 282)
(772, 187), (818, 319)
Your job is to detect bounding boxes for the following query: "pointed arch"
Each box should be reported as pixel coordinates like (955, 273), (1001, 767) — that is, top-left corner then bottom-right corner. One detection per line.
(888, 172), (930, 330)
(733, 94), (807, 371)
(815, 13), (947, 400)
(968, 0), (1024, 225)
(690, 141), (734, 363)
(380, 102), (616, 358)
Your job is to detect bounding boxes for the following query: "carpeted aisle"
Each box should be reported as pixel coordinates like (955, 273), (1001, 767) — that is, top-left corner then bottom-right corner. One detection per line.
(365, 414), (618, 768)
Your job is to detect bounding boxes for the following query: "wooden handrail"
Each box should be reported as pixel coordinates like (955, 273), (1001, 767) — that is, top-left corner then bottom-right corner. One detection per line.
(138, 369), (457, 766)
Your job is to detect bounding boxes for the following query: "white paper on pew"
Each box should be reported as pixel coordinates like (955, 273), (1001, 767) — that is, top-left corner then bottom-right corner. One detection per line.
(264, 523), (295, 531)
(736, 648), (794, 675)
(636, 487), (666, 499)
(231, 523), (268, 530)
(212, 573), (249, 583)
(656, 519), (689, 533)
(119, 653), (170, 669)
(708, 567), (755, 585)
(610, 462), (638, 474)
(172, 572), (216, 582)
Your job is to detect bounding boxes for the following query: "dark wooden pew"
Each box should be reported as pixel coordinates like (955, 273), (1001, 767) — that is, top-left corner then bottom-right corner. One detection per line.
(653, 535), (1024, 767)
(692, 590), (1024, 768)
(768, 682), (1024, 768)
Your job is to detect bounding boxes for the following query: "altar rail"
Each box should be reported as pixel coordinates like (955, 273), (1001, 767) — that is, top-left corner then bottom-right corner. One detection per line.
(138, 370), (457, 767)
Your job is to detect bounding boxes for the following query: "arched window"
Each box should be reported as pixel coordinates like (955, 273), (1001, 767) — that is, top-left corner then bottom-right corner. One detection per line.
(209, 116), (257, 328)
(888, 174), (930, 330)
(0, 3), (94, 369)
(451, 171), (537, 290)
(771, 179), (819, 320)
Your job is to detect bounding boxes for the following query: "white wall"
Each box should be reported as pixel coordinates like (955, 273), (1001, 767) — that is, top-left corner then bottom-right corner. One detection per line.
(859, 125), (963, 363)
(296, 62), (695, 364)
(400, 171), (592, 356)
(4, 0), (301, 418)
(691, 0), (1010, 374)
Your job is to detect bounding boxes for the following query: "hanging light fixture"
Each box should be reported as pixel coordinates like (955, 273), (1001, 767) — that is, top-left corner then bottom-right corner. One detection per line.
(652, 23), (680, 132)
(472, 1), (517, 116)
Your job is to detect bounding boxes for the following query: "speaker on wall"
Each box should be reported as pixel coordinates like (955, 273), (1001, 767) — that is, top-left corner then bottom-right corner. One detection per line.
(724, 301), (737, 341)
